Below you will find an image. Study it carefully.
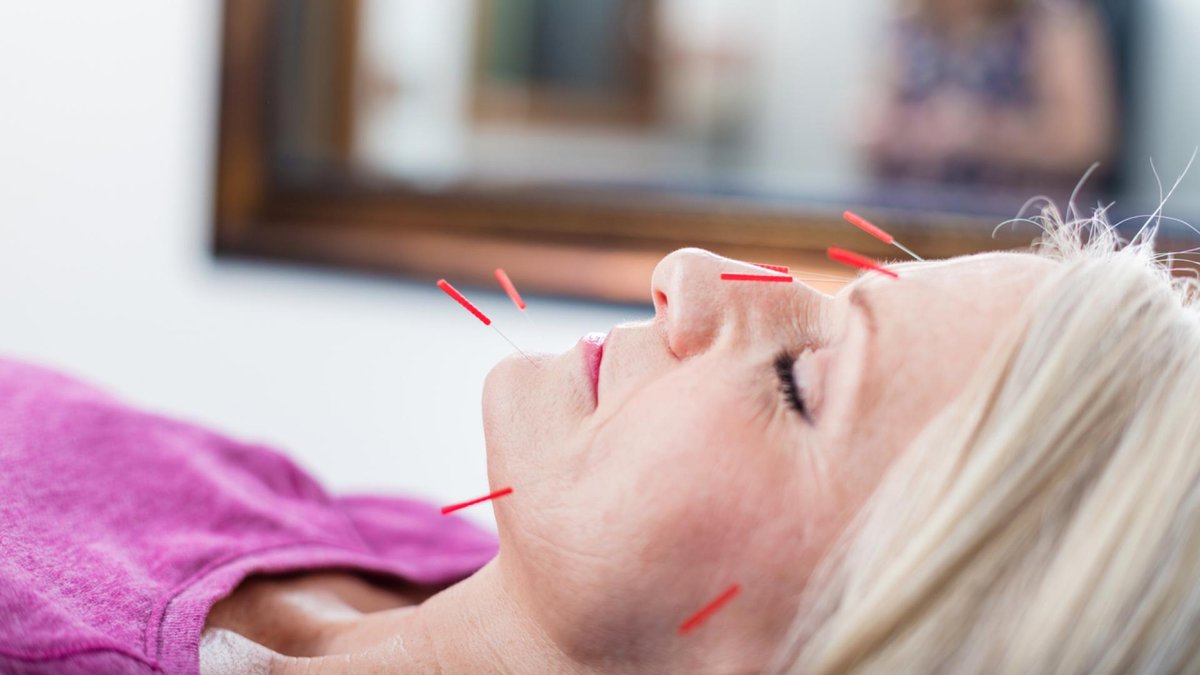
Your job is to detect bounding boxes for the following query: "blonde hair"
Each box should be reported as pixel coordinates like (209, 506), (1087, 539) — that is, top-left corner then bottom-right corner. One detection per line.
(774, 210), (1200, 673)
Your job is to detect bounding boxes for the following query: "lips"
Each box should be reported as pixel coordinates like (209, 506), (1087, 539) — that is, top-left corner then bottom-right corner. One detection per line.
(579, 332), (606, 404)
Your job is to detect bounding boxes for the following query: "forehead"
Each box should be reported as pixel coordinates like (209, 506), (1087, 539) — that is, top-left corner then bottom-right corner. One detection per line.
(836, 252), (1057, 316)
(820, 253), (1058, 462)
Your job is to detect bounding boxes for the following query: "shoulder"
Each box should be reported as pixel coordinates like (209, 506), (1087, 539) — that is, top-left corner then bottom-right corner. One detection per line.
(200, 627), (296, 675)
(200, 626), (399, 675)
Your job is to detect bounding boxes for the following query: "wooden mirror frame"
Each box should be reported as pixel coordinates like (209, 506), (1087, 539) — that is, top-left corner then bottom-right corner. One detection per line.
(213, 0), (1055, 303)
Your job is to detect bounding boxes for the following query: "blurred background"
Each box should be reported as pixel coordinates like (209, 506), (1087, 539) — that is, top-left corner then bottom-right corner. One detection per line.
(1, 0), (1198, 527)
(271, 0), (1195, 212)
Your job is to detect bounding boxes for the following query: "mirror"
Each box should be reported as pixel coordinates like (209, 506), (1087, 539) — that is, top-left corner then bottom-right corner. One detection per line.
(276, 0), (1140, 209)
(216, 0), (1199, 303)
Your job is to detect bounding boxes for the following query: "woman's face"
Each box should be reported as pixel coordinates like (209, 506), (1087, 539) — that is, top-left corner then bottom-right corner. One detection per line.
(482, 248), (1054, 671)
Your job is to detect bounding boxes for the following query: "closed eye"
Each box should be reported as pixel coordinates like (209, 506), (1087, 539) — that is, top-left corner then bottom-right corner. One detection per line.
(774, 351), (812, 423)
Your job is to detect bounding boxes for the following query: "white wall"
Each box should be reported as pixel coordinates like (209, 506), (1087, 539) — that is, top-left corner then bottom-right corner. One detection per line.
(0, 0), (641, 528)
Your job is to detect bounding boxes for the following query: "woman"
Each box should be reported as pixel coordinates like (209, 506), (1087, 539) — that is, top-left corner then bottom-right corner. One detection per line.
(863, 0), (1118, 194)
(3, 213), (1198, 673)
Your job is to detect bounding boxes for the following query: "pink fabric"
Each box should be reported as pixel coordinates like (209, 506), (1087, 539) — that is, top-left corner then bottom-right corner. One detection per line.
(0, 358), (498, 674)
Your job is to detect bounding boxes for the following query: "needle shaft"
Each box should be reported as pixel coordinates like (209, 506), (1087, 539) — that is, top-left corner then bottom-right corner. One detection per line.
(892, 241), (924, 261)
(492, 325), (539, 367)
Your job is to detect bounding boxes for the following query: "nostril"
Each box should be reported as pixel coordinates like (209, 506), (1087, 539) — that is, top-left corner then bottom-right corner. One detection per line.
(653, 289), (669, 318)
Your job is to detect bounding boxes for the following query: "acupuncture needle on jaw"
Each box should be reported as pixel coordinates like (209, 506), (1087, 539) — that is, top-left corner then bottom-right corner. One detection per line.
(436, 279), (539, 366)
(440, 486), (514, 515)
(843, 211), (924, 261)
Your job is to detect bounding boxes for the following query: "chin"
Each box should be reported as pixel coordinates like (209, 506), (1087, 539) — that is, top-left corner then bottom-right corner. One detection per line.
(480, 353), (534, 489)
(481, 351), (533, 423)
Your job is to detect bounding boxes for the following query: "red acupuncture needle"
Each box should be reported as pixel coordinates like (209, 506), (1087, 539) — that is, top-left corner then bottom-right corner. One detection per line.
(494, 268), (526, 311)
(827, 247), (900, 279)
(437, 279), (490, 324)
(436, 279), (538, 366)
(494, 267), (534, 331)
(720, 273), (794, 283)
(440, 486), (514, 515)
(678, 583), (742, 635)
(752, 263), (790, 274)
(843, 211), (924, 261)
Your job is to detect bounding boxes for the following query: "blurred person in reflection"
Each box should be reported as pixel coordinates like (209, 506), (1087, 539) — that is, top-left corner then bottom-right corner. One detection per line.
(4, 210), (1200, 673)
(862, 0), (1118, 193)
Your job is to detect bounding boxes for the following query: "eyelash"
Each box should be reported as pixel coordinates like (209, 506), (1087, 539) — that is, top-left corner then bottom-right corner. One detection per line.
(774, 351), (811, 422)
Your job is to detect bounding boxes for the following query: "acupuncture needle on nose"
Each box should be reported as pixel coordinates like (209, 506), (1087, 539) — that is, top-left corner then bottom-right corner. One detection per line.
(843, 211), (924, 261)
(720, 273), (794, 283)
(720, 273), (854, 285)
(752, 263), (790, 274)
(436, 279), (539, 367)
(725, 262), (851, 284)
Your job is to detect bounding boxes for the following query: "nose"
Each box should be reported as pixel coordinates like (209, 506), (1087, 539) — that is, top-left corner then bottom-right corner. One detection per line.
(650, 248), (738, 358)
(652, 248), (831, 358)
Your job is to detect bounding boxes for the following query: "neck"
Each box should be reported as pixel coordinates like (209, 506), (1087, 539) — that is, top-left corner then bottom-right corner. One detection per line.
(310, 561), (586, 673)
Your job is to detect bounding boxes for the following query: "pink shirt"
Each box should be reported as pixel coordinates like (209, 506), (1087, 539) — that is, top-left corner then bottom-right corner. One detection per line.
(0, 358), (498, 674)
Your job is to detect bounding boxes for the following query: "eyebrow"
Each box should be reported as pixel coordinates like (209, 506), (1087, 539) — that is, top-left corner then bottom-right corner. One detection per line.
(831, 285), (879, 421)
(847, 285), (880, 337)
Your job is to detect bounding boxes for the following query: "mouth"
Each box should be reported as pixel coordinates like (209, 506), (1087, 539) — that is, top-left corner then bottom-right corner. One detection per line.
(579, 332), (607, 406)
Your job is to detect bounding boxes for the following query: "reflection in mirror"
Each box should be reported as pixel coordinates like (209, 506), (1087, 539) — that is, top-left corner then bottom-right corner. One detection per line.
(272, 0), (1145, 218)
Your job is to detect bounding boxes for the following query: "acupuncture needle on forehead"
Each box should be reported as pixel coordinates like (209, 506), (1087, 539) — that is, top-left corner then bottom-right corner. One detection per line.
(843, 211), (924, 261)
(827, 247), (900, 279)
(436, 279), (539, 366)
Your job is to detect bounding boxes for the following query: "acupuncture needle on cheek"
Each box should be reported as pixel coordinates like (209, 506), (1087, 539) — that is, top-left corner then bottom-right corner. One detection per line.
(678, 583), (742, 635)
(436, 279), (540, 367)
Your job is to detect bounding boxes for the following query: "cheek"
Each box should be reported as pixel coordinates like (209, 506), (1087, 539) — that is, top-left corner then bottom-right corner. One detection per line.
(493, 365), (857, 653)
(572, 387), (824, 614)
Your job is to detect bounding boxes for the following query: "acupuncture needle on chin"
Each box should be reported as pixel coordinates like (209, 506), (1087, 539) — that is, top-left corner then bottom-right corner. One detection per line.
(494, 268), (534, 331)
(436, 279), (539, 367)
